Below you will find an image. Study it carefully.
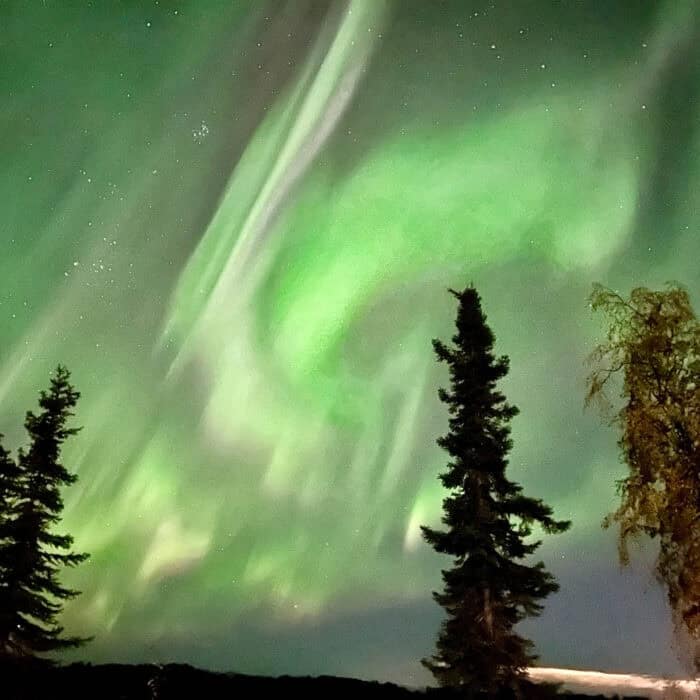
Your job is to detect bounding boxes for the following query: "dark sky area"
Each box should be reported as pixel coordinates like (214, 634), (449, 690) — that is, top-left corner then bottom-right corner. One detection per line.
(1, 0), (699, 687)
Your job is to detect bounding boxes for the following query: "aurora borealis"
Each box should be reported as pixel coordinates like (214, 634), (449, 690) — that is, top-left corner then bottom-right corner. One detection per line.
(2, 0), (700, 685)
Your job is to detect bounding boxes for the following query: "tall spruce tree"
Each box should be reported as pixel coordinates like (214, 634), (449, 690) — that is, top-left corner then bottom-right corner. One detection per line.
(422, 287), (570, 694)
(0, 365), (90, 661)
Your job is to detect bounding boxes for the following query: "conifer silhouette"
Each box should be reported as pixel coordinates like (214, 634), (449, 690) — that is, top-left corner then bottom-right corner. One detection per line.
(0, 366), (90, 661)
(422, 287), (570, 694)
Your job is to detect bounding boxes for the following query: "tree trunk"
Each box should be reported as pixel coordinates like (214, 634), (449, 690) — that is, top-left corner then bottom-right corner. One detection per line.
(484, 587), (494, 639)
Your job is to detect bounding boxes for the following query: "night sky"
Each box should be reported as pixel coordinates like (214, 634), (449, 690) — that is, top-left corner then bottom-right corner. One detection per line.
(2, 0), (700, 687)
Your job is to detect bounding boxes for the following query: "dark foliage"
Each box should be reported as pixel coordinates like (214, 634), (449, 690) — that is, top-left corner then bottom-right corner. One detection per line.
(422, 287), (570, 693)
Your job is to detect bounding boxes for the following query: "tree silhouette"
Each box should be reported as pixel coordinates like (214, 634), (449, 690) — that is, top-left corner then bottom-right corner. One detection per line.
(422, 286), (570, 694)
(0, 434), (22, 655)
(586, 283), (700, 671)
(0, 365), (90, 661)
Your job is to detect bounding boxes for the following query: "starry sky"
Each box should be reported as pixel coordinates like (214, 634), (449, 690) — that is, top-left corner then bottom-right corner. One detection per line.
(2, 0), (700, 687)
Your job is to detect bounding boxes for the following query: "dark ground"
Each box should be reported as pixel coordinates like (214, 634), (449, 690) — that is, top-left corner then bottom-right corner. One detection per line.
(0, 662), (651, 700)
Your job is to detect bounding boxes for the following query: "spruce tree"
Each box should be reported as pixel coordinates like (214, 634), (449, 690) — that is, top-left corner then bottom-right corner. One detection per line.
(0, 435), (22, 653)
(422, 287), (570, 695)
(0, 365), (90, 661)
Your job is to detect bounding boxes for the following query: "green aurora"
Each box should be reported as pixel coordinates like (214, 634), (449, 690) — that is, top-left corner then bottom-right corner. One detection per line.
(2, 0), (700, 684)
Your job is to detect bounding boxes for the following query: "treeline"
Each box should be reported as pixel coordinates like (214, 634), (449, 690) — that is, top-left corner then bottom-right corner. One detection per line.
(1, 282), (699, 698)
(2, 661), (646, 700)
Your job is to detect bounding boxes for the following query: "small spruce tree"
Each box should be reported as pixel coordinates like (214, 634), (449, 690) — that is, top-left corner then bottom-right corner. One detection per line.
(0, 365), (90, 661)
(0, 435), (22, 650)
(422, 286), (570, 695)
